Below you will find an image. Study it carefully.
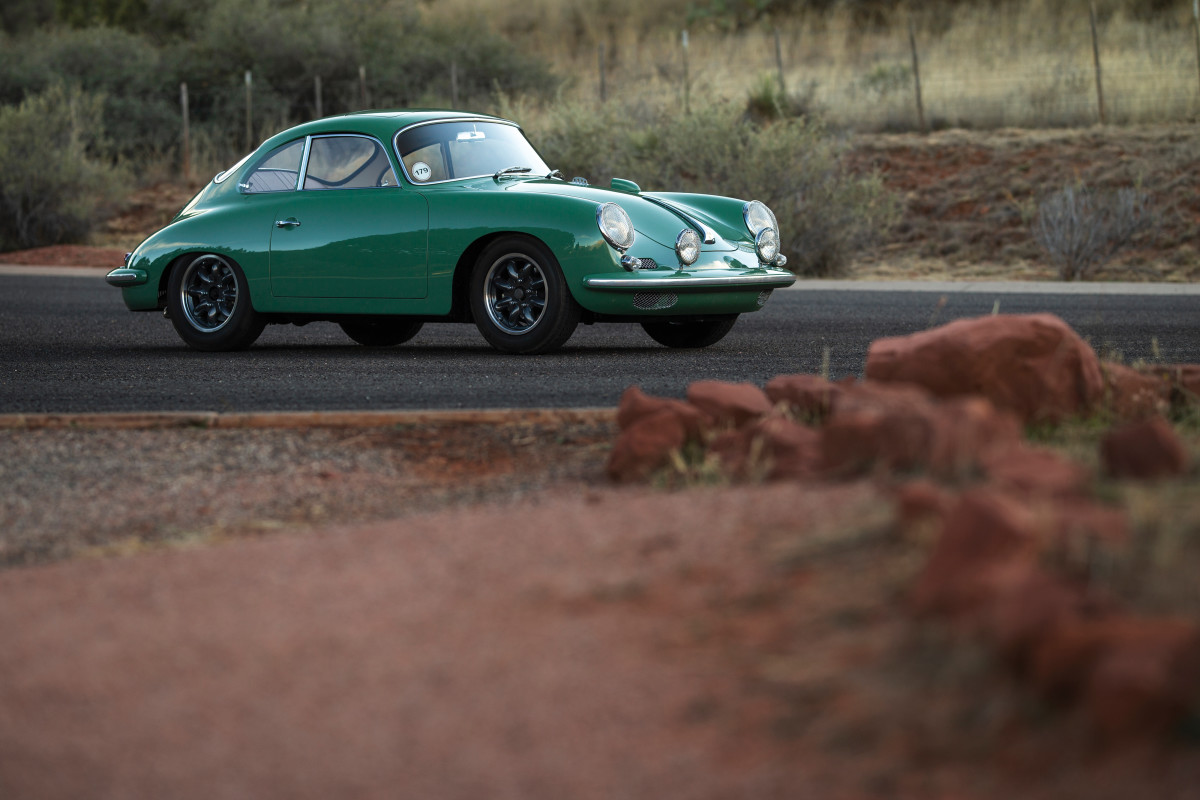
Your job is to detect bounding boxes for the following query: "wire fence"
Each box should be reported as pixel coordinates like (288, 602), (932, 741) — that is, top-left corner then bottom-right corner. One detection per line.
(176, 7), (1200, 175)
(563, 7), (1200, 131)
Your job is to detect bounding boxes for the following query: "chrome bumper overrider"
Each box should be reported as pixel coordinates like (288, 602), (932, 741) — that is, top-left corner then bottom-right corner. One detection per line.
(583, 270), (796, 291)
(105, 268), (148, 287)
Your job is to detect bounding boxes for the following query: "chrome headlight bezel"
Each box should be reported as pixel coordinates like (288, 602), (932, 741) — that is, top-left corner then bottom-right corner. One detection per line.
(754, 227), (780, 264)
(675, 228), (701, 266)
(743, 200), (778, 237)
(597, 202), (636, 252)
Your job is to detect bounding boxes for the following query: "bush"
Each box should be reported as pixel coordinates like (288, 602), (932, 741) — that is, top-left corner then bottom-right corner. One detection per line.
(1033, 183), (1153, 280)
(0, 27), (178, 159)
(530, 102), (898, 277)
(0, 86), (127, 251)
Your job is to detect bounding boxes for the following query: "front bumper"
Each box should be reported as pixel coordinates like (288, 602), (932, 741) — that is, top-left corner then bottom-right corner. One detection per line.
(583, 267), (796, 291)
(105, 268), (148, 287)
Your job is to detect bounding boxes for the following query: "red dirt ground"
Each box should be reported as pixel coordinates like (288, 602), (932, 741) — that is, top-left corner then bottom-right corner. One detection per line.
(2, 478), (1197, 799)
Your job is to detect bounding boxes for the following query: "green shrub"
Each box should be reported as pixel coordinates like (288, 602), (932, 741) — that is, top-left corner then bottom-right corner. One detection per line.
(0, 26), (178, 159)
(0, 5), (562, 166)
(530, 102), (897, 277)
(0, 86), (127, 251)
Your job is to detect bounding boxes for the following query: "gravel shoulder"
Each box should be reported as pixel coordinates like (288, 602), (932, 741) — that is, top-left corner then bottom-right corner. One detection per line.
(0, 419), (614, 567)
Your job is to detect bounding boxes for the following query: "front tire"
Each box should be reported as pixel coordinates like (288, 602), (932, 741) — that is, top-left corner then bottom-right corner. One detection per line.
(339, 319), (423, 347)
(641, 316), (738, 349)
(167, 253), (265, 352)
(469, 236), (580, 354)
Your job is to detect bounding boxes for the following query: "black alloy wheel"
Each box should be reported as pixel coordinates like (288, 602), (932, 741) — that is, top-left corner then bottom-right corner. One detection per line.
(469, 236), (581, 354)
(167, 253), (266, 351)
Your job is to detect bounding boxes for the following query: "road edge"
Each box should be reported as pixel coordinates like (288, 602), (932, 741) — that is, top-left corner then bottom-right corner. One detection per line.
(0, 408), (617, 431)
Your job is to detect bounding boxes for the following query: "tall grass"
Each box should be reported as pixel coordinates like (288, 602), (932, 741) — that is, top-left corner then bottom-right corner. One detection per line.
(428, 0), (1200, 131)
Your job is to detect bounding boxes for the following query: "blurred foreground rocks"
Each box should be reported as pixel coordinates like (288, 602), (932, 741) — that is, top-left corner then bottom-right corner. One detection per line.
(864, 313), (1105, 423)
(607, 312), (1199, 744)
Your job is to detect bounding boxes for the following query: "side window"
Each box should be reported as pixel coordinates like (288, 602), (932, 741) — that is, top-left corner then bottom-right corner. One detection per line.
(304, 136), (397, 190)
(240, 140), (304, 193)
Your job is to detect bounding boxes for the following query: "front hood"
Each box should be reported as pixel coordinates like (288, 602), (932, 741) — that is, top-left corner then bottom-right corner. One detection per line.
(505, 179), (739, 251)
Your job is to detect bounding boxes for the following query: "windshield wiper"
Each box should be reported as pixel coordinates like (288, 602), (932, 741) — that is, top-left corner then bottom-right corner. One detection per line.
(493, 166), (533, 180)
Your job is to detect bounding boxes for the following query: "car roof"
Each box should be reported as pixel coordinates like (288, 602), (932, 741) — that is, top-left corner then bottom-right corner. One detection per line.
(256, 110), (512, 151)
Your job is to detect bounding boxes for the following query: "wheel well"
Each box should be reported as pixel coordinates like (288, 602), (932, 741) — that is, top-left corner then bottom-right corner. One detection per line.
(451, 232), (548, 322)
(157, 254), (190, 308)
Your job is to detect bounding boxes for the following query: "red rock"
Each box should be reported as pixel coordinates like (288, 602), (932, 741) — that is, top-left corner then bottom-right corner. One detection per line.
(1049, 498), (1128, 547)
(1085, 620), (1200, 741)
(1031, 616), (1200, 739)
(756, 416), (822, 480)
(686, 380), (773, 428)
(821, 383), (1018, 479)
(707, 427), (755, 478)
(615, 386), (709, 438)
(926, 397), (1023, 476)
(709, 415), (821, 480)
(1102, 362), (1169, 421)
(980, 564), (1102, 671)
(831, 380), (934, 415)
(893, 479), (953, 538)
(764, 374), (841, 420)
(865, 313), (1105, 423)
(1100, 416), (1190, 480)
(981, 444), (1093, 499)
(1137, 363), (1200, 408)
(821, 382), (935, 476)
(819, 410), (889, 478)
(605, 408), (687, 483)
(911, 490), (1040, 617)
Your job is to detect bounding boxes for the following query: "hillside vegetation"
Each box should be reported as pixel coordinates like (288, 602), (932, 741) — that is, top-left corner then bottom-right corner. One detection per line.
(1, 0), (1195, 277)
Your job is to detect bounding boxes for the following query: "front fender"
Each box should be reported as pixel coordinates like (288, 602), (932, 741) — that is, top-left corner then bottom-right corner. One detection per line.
(117, 200), (275, 311)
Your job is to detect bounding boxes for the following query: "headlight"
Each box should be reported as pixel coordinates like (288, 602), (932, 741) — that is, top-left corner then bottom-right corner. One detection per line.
(675, 228), (701, 266)
(743, 200), (777, 236)
(597, 202), (635, 252)
(755, 227), (779, 264)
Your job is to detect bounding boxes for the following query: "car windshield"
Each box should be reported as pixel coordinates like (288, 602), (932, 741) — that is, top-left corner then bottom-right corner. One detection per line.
(395, 120), (549, 184)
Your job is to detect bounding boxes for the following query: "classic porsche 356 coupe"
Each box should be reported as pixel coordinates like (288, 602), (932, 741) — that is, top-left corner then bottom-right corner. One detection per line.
(106, 110), (796, 354)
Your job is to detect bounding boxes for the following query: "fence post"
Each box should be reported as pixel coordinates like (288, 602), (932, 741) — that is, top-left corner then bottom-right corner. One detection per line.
(598, 44), (606, 103)
(314, 75), (323, 119)
(244, 70), (252, 153)
(180, 82), (190, 180)
(1089, 1), (1106, 124)
(774, 29), (786, 97)
(681, 30), (690, 114)
(1192, 0), (1200, 102)
(907, 18), (927, 133)
(450, 61), (459, 107)
(359, 65), (368, 109)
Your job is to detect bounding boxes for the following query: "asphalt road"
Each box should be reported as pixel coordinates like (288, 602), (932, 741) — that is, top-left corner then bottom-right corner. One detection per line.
(1, 273), (1197, 413)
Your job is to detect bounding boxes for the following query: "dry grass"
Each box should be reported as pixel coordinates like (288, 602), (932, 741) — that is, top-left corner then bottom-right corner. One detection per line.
(428, 0), (1200, 132)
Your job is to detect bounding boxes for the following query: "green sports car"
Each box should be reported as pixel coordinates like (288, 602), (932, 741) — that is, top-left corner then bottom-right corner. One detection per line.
(106, 110), (796, 354)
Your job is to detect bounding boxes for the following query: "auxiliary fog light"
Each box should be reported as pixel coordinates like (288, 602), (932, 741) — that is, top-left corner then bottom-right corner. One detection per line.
(754, 227), (780, 264)
(675, 228), (701, 266)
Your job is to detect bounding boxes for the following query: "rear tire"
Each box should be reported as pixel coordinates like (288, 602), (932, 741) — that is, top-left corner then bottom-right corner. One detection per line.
(167, 253), (265, 352)
(338, 319), (423, 347)
(640, 316), (738, 349)
(469, 236), (580, 354)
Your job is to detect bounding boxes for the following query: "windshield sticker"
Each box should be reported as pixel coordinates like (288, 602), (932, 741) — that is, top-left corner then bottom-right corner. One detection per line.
(411, 162), (432, 182)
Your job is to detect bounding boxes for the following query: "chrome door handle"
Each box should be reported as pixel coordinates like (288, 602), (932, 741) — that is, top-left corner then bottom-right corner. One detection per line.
(276, 218), (301, 228)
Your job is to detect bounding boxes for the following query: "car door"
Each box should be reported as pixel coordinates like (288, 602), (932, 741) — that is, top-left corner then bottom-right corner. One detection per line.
(269, 134), (429, 300)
